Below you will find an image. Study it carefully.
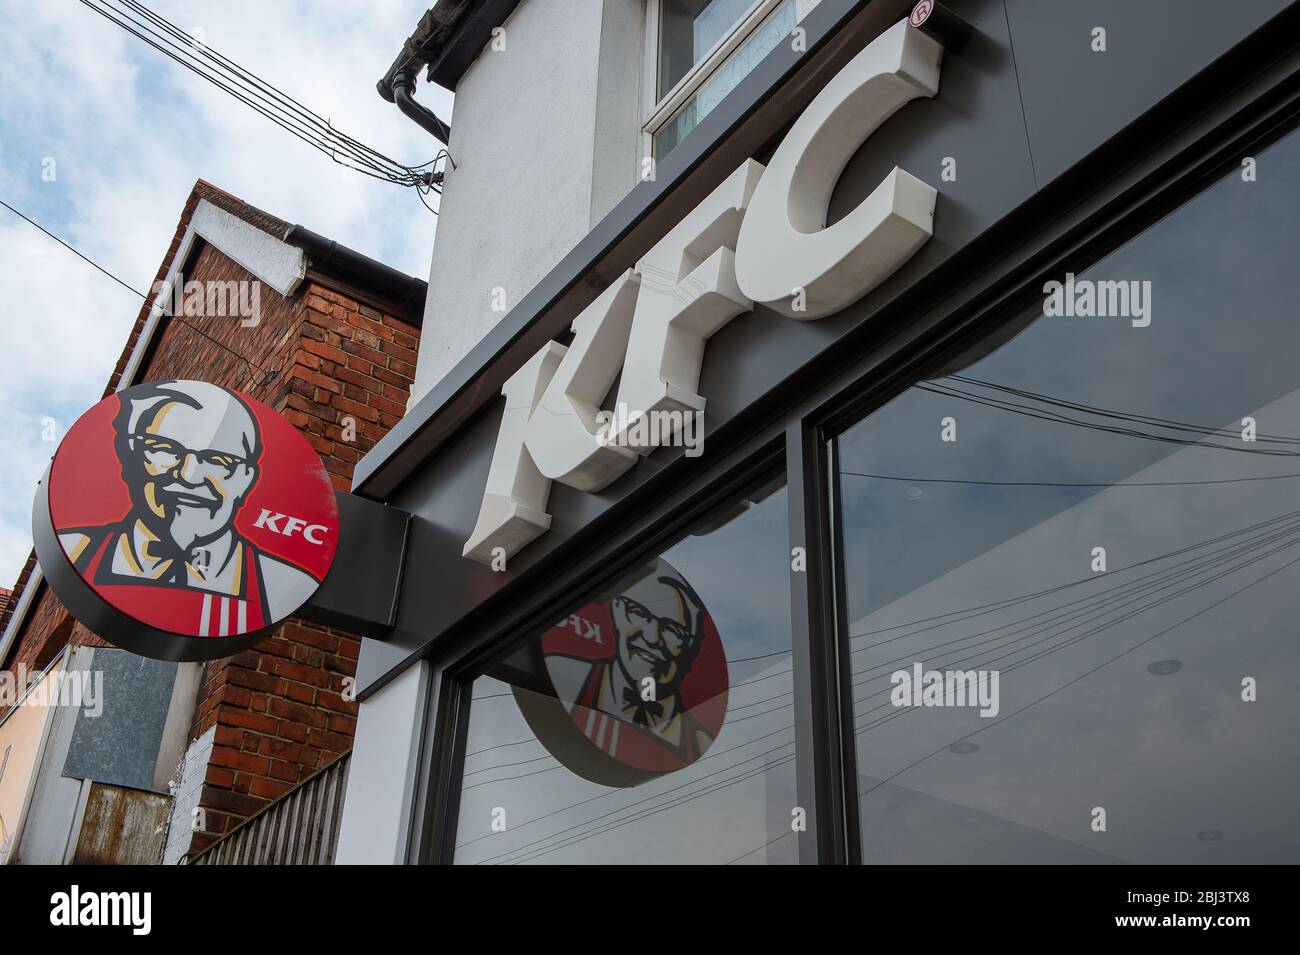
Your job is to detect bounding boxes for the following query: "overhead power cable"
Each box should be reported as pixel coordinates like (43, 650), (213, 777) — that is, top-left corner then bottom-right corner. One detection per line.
(488, 538), (1300, 864)
(920, 380), (1300, 455)
(919, 381), (1300, 455)
(458, 508), (1300, 860)
(840, 470), (1300, 488)
(77, 0), (445, 211)
(848, 515), (1300, 724)
(1, 196), (273, 383)
(853, 549), (1300, 806)
(948, 374), (1300, 444)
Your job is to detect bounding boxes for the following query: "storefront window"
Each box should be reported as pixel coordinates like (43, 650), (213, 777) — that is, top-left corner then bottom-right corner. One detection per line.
(833, 127), (1300, 862)
(453, 474), (796, 864)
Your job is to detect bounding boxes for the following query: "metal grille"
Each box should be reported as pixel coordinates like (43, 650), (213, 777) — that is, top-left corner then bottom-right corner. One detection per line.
(188, 751), (350, 865)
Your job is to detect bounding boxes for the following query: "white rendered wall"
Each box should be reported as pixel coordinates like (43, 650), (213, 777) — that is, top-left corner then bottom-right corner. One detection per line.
(411, 0), (645, 404)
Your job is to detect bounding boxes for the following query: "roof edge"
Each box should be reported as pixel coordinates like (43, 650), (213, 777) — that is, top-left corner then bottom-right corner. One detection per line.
(378, 0), (524, 96)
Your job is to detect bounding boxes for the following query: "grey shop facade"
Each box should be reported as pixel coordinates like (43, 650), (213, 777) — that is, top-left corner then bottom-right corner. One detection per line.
(334, 0), (1300, 864)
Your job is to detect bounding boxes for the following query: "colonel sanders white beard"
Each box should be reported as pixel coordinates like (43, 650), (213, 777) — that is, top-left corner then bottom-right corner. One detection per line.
(152, 462), (255, 552)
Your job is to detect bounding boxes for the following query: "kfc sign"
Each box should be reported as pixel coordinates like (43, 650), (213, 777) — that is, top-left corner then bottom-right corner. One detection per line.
(33, 380), (339, 661)
(465, 19), (943, 564)
(512, 558), (728, 786)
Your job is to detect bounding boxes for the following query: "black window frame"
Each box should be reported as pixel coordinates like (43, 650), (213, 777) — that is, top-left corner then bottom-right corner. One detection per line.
(406, 28), (1300, 866)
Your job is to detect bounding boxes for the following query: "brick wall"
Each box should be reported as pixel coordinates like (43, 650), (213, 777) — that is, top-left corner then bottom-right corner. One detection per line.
(158, 260), (419, 854)
(0, 185), (421, 855)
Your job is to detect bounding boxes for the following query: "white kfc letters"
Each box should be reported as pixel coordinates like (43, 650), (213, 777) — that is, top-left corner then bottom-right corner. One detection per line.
(464, 19), (943, 564)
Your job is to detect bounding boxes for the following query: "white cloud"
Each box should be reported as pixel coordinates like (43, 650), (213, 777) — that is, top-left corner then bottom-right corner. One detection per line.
(0, 0), (453, 587)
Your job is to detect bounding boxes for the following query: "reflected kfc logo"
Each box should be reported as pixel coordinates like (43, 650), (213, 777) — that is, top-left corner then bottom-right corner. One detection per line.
(607, 575), (707, 730)
(514, 558), (729, 785)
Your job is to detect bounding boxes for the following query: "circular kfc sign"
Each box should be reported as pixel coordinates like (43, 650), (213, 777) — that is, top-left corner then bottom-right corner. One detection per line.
(32, 380), (338, 661)
(512, 558), (729, 788)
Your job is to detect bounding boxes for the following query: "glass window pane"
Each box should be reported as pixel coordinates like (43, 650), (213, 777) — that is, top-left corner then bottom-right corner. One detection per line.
(658, 0), (755, 100)
(834, 125), (1300, 863)
(655, 0), (798, 161)
(453, 474), (797, 864)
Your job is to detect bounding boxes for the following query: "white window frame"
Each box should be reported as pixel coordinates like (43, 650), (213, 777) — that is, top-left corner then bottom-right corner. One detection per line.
(640, 0), (821, 162)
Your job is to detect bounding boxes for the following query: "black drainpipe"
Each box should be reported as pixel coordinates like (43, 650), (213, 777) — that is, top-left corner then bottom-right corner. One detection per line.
(390, 68), (452, 149)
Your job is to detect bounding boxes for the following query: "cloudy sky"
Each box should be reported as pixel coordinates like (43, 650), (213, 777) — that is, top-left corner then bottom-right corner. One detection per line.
(0, 0), (452, 589)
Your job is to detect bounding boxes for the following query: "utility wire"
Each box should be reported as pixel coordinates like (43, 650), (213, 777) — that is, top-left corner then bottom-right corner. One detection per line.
(459, 509), (1300, 859)
(490, 535), (1299, 864)
(848, 518), (1300, 724)
(0, 198), (142, 299)
(1, 197), (274, 383)
(849, 505), (1300, 643)
(919, 380), (1300, 456)
(77, 0), (445, 211)
(840, 470), (1300, 488)
(949, 374), (1300, 444)
(853, 549), (1300, 804)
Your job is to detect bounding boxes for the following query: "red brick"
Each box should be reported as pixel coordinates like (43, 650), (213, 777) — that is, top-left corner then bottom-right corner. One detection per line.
(317, 690), (358, 716)
(283, 622), (339, 653)
(307, 727), (351, 754)
(249, 776), (294, 800)
(225, 666), (280, 694)
(272, 657), (336, 689)
(331, 395), (380, 424)
(300, 338), (348, 364)
(283, 681), (315, 704)
(269, 759), (304, 782)
(340, 338), (388, 368)
(209, 745), (270, 776)
(268, 696), (328, 728)
(380, 340), (419, 365)
(218, 707), (279, 735)
(205, 765), (236, 789)
(278, 721), (309, 743)
(326, 712), (357, 735)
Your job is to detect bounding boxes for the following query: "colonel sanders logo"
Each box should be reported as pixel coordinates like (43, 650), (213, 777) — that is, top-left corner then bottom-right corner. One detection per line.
(512, 558), (728, 786)
(34, 381), (337, 661)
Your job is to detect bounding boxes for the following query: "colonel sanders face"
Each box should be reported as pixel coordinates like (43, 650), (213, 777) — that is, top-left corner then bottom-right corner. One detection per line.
(610, 570), (706, 697)
(114, 381), (260, 553)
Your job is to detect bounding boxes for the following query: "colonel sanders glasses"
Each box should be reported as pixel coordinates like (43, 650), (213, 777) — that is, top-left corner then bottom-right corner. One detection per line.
(129, 434), (248, 480)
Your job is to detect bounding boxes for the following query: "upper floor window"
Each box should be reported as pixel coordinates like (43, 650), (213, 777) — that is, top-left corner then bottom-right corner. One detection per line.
(645, 0), (819, 162)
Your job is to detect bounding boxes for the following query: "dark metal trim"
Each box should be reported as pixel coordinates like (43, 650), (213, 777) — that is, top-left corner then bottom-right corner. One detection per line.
(780, 420), (852, 862)
(299, 493), (411, 638)
(787, 421), (857, 864)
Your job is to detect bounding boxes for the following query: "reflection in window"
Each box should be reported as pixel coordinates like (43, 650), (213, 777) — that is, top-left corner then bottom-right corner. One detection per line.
(659, 0), (756, 99)
(834, 125), (1300, 863)
(454, 475), (795, 864)
(654, 0), (799, 160)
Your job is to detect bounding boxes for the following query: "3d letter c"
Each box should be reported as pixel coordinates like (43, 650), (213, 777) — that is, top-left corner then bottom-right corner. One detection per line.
(734, 19), (943, 319)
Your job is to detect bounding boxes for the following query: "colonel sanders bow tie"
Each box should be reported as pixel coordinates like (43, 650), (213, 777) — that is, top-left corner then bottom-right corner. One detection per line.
(621, 687), (665, 726)
(150, 543), (210, 586)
